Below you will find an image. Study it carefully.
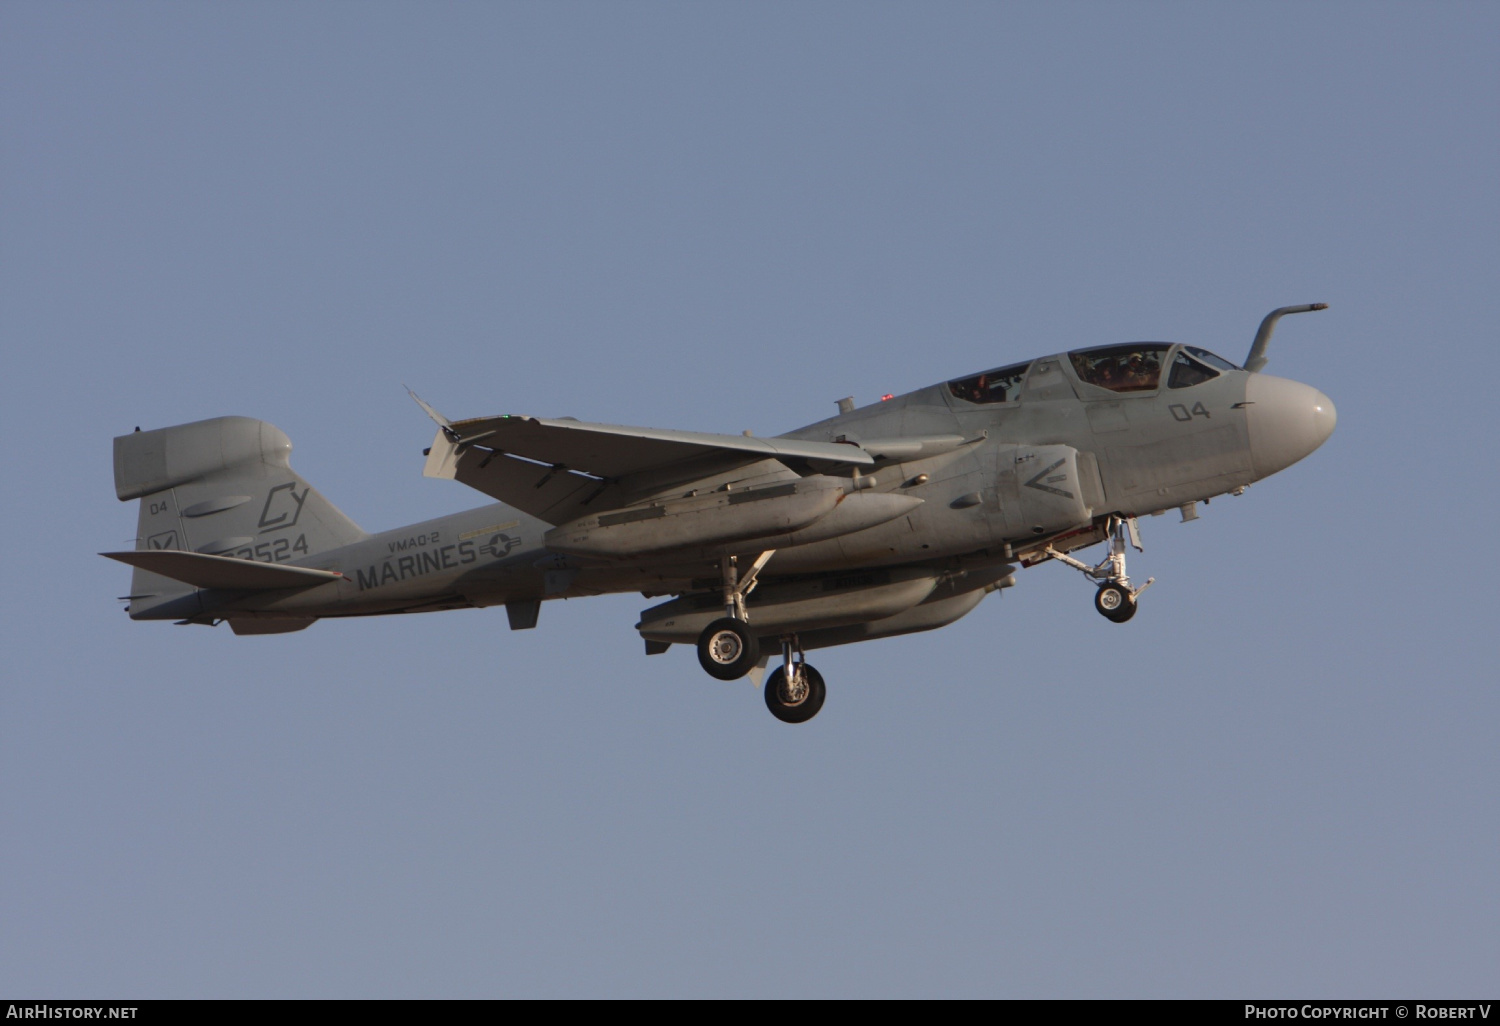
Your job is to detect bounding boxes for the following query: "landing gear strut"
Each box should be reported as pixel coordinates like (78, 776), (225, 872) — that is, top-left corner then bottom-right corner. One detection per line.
(764, 635), (825, 723)
(1046, 515), (1154, 624)
(695, 551), (774, 680)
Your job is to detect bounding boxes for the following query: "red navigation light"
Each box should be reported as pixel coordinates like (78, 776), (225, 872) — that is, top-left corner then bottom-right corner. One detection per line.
(880, 394), (894, 402)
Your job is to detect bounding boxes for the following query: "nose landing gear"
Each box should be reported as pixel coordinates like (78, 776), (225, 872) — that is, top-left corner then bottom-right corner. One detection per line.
(1046, 515), (1154, 623)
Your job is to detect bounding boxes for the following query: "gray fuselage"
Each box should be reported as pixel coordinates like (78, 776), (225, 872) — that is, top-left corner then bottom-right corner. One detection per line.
(139, 342), (1333, 630)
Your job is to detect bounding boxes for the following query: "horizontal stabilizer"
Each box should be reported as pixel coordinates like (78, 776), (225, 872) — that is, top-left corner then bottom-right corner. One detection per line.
(100, 550), (344, 591)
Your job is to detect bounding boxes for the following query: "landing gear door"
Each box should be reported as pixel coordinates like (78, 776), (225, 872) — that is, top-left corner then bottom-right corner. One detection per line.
(991, 444), (1095, 540)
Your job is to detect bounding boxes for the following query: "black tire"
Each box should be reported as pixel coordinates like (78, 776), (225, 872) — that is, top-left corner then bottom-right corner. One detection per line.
(697, 618), (760, 680)
(1094, 583), (1137, 623)
(764, 663), (826, 724)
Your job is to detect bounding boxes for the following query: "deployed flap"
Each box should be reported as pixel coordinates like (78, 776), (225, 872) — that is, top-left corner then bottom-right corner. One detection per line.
(100, 550), (344, 591)
(425, 414), (874, 524)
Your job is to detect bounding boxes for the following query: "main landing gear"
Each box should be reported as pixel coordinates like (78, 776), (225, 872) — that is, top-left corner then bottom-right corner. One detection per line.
(1046, 514), (1155, 624)
(697, 617), (759, 679)
(693, 551), (826, 723)
(764, 636), (825, 724)
(696, 551), (774, 680)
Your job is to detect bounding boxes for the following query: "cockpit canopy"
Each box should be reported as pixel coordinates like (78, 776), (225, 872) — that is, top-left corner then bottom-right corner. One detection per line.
(1068, 343), (1170, 392)
(947, 344), (1241, 403)
(946, 362), (1029, 404)
(1069, 343), (1240, 392)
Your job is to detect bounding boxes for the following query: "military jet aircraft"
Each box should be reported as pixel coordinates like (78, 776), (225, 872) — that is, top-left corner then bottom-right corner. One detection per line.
(104, 305), (1335, 723)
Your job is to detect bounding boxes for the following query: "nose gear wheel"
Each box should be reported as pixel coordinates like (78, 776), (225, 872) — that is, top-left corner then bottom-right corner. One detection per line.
(1094, 582), (1137, 622)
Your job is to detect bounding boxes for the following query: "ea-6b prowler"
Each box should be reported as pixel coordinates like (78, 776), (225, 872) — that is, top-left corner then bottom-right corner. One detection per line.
(104, 305), (1336, 723)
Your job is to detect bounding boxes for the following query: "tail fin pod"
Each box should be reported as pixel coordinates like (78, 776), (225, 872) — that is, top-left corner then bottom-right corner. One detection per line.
(113, 417), (366, 618)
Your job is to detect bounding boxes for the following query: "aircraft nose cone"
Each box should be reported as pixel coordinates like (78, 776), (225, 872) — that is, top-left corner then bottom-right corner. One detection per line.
(1244, 374), (1337, 479)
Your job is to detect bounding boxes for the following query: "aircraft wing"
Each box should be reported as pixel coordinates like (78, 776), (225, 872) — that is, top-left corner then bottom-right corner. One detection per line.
(423, 414), (875, 525)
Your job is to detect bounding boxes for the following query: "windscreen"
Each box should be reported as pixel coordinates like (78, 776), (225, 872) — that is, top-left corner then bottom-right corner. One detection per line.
(1168, 350), (1218, 388)
(1184, 346), (1239, 371)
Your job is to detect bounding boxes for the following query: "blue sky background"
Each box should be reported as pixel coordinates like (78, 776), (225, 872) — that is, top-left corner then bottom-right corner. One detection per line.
(2, 1), (1496, 997)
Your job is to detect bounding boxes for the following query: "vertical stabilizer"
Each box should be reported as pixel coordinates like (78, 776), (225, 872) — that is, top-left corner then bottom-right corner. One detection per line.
(113, 417), (366, 619)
